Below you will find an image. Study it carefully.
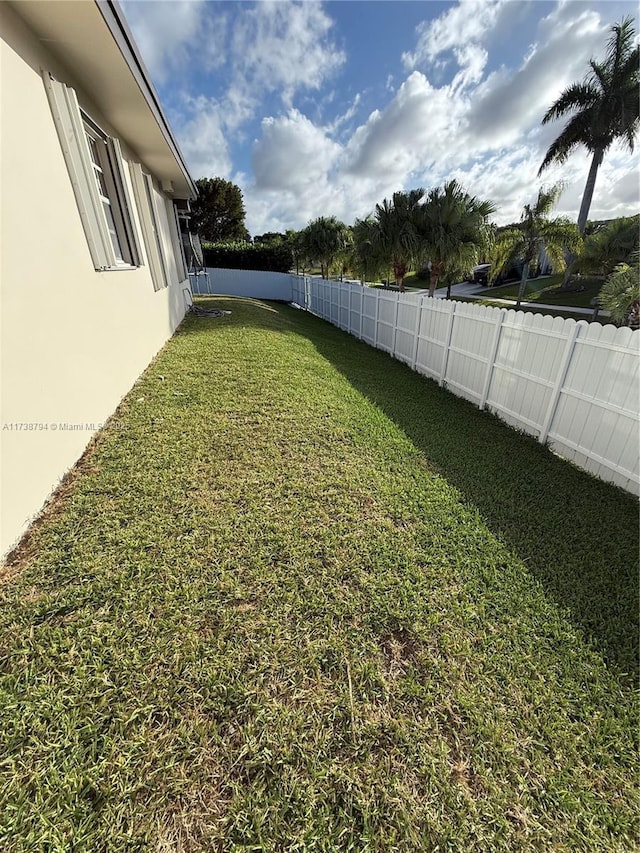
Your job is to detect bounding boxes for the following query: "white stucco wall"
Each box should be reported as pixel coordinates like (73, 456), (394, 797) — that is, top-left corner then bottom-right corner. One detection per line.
(0, 7), (191, 556)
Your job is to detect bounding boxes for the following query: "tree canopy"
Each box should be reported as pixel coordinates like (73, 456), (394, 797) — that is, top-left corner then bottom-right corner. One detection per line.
(575, 215), (640, 277)
(490, 184), (582, 306)
(372, 189), (425, 291)
(300, 217), (351, 279)
(418, 181), (495, 298)
(539, 17), (639, 234)
(190, 178), (250, 243)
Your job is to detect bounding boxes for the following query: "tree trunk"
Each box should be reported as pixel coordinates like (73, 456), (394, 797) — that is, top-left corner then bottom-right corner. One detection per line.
(578, 147), (604, 235)
(561, 147), (604, 290)
(446, 282), (452, 299)
(429, 262), (444, 297)
(516, 261), (530, 308)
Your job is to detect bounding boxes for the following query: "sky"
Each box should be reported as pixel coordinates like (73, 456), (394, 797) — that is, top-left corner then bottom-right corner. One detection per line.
(120, 0), (640, 236)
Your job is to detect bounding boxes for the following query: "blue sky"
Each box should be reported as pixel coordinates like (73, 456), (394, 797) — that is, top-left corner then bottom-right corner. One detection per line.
(121, 0), (639, 236)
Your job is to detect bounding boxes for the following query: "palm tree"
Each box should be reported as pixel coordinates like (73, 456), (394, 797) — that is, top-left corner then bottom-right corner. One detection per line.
(490, 184), (582, 307)
(539, 17), (639, 235)
(597, 250), (640, 327)
(418, 180), (495, 298)
(372, 189), (425, 291)
(300, 216), (351, 279)
(350, 216), (386, 284)
(575, 215), (640, 277)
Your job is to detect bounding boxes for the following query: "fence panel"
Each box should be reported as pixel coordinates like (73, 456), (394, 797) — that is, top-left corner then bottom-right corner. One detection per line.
(484, 312), (572, 434)
(547, 323), (640, 493)
(339, 284), (350, 331)
(395, 294), (421, 365)
(414, 298), (454, 381)
(349, 286), (363, 338)
(361, 289), (378, 345)
(376, 292), (397, 353)
(444, 302), (498, 404)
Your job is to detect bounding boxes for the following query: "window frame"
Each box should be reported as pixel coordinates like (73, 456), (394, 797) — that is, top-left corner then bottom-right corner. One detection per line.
(129, 162), (170, 291)
(43, 71), (141, 272)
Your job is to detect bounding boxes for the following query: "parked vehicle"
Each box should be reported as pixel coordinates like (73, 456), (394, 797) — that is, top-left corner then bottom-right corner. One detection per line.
(472, 261), (531, 287)
(472, 264), (492, 286)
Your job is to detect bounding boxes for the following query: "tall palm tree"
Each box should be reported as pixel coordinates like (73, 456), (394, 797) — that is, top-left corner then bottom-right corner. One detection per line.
(490, 184), (582, 307)
(539, 17), (639, 235)
(418, 180), (495, 298)
(300, 216), (351, 279)
(372, 189), (425, 291)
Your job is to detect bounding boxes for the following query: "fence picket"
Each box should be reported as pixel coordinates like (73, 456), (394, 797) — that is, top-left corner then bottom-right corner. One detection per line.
(539, 322), (581, 444)
(440, 301), (457, 387)
(412, 296), (424, 370)
(480, 310), (505, 410)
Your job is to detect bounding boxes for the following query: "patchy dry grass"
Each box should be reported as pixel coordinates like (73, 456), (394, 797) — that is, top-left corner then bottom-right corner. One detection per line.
(1, 297), (638, 852)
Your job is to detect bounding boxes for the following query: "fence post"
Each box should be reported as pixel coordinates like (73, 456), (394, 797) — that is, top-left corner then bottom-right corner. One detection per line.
(348, 285), (353, 334)
(439, 301), (457, 386)
(479, 310), (505, 410)
(391, 292), (400, 357)
(374, 290), (381, 349)
(539, 322), (581, 444)
(412, 296), (424, 370)
(359, 286), (364, 340)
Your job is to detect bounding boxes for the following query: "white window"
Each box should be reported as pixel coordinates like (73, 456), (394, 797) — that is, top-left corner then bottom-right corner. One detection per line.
(129, 163), (170, 291)
(43, 72), (141, 271)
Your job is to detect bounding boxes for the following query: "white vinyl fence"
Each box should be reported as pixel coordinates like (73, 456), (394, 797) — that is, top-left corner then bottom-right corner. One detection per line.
(191, 267), (295, 300)
(291, 276), (640, 495)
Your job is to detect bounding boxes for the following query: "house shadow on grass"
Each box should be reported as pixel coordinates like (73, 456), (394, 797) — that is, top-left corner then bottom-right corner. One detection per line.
(187, 297), (639, 681)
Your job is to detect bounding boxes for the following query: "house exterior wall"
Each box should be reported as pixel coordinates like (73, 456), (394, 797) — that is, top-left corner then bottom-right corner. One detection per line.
(1, 6), (191, 555)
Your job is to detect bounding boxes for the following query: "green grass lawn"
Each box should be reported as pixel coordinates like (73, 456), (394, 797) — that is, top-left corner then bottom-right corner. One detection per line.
(479, 274), (604, 308)
(1, 298), (638, 852)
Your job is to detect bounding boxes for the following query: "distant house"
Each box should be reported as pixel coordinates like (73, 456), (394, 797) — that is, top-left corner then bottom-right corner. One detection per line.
(1, 1), (198, 555)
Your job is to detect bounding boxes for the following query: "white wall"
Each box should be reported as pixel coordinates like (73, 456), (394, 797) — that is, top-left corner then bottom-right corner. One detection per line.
(192, 268), (296, 301)
(291, 277), (640, 495)
(0, 8), (191, 555)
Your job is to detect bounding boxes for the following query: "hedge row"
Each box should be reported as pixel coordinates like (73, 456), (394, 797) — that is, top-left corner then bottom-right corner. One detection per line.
(202, 241), (293, 273)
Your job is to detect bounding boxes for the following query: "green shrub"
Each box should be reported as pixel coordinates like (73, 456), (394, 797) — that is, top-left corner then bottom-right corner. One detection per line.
(202, 241), (293, 273)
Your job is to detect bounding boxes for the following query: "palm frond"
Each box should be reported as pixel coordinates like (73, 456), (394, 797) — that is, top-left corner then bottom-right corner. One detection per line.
(538, 112), (596, 173)
(598, 249), (640, 323)
(541, 82), (596, 124)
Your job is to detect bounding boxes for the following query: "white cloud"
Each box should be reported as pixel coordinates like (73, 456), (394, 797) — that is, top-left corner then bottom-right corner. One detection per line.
(252, 110), (341, 191)
(345, 72), (466, 182)
(230, 1), (345, 109)
(172, 96), (232, 180)
(402, 0), (505, 83)
(121, 0), (226, 83)
(466, 8), (604, 147)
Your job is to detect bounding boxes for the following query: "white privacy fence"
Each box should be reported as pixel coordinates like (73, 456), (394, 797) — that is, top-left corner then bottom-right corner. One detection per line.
(191, 268), (295, 300)
(291, 276), (640, 495)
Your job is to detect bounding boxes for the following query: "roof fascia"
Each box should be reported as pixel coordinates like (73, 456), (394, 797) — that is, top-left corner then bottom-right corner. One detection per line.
(96, 0), (197, 200)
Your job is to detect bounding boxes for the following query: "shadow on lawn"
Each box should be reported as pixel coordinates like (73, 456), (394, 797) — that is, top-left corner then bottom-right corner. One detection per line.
(189, 297), (640, 680)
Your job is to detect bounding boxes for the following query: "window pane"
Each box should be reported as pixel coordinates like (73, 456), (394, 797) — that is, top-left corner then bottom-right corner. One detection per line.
(86, 134), (101, 166)
(103, 201), (124, 262)
(93, 165), (109, 199)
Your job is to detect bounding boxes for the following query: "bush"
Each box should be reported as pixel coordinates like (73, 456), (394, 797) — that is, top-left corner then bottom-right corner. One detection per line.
(202, 241), (293, 273)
